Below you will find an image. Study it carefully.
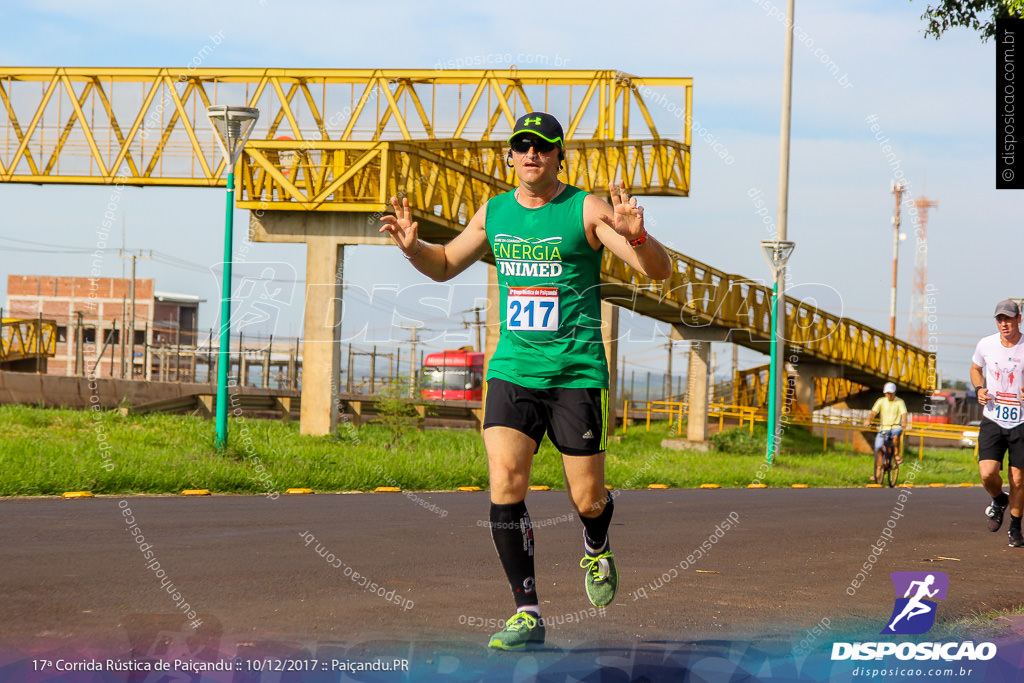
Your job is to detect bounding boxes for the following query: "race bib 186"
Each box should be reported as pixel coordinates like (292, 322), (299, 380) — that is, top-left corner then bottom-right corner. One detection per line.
(994, 392), (1022, 423)
(506, 286), (559, 331)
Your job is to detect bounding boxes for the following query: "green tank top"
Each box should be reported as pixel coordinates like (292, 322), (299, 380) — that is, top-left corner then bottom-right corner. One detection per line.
(485, 184), (608, 389)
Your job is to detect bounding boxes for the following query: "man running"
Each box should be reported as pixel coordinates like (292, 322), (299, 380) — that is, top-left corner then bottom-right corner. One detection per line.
(864, 382), (908, 482)
(970, 298), (1024, 547)
(887, 574), (939, 632)
(379, 111), (671, 649)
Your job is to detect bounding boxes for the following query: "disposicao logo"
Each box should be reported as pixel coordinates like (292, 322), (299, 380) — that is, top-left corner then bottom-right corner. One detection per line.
(881, 571), (948, 635)
(831, 571), (997, 663)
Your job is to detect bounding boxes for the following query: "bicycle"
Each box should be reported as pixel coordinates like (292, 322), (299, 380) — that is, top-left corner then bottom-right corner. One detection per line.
(873, 429), (901, 488)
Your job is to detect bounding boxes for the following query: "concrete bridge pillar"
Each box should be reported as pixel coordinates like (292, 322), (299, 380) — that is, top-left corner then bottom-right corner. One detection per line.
(672, 324), (731, 442)
(299, 239), (344, 435)
(793, 361), (843, 418)
(251, 210), (392, 436)
(686, 340), (710, 442)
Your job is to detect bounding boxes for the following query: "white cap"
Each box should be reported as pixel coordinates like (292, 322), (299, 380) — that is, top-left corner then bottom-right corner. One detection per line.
(883, 382), (897, 394)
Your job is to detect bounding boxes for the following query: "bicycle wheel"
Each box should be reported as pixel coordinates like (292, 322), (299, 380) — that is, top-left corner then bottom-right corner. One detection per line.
(885, 452), (900, 488)
(874, 451), (885, 484)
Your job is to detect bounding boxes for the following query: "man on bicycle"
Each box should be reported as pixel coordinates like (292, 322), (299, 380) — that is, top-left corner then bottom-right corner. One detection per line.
(864, 382), (908, 483)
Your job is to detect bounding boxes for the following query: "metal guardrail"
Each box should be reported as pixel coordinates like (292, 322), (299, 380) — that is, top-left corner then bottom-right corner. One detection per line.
(622, 398), (977, 457)
(622, 399), (761, 437)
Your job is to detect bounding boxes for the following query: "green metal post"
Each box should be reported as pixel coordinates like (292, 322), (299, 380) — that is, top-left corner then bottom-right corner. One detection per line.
(765, 281), (779, 463)
(215, 171), (235, 449)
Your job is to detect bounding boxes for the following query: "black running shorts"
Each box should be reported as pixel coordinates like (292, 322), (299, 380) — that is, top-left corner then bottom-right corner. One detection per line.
(977, 418), (1024, 469)
(483, 378), (607, 456)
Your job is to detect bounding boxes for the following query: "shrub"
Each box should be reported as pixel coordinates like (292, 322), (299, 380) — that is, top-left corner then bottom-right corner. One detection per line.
(710, 426), (764, 455)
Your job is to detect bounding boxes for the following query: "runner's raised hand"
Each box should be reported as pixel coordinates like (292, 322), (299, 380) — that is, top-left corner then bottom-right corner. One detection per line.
(607, 181), (644, 242)
(379, 196), (420, 256)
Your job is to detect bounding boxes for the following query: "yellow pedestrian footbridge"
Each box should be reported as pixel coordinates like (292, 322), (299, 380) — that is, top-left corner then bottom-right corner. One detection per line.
(0, 318), (57, 369)
(0, 67), (933, 424)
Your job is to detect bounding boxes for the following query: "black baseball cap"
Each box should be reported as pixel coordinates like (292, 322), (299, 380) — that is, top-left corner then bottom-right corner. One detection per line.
(994, 299), (1021, 318)
(508, 112), (564, 147)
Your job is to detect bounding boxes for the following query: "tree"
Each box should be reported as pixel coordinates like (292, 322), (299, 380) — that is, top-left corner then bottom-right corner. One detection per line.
(915, 0), (1022, 41)
(373, 377), (422, 448)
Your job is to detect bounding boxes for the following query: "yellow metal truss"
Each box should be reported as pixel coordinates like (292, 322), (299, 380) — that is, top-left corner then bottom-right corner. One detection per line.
(0, 318), (57, 364)
(599, 247), (933, 394)
(733, 364), (870, 411)
(235, 138), (688, 212)
(0, 67), (690, 190)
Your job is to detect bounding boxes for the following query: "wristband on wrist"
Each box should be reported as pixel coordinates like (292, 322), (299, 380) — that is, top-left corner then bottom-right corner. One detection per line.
(975, 385), (985, 393)
(403, 239), (422, 260)
(628, 228), (647, 247)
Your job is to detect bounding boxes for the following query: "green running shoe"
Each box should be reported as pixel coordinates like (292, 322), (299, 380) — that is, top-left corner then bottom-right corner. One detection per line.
(488, 611), (545, 650)
(580, 551), (617, 607)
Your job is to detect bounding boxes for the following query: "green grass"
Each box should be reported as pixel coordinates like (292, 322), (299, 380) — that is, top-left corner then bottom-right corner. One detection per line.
(930, 602), (1024, 642)
(0, 404), (982, 496)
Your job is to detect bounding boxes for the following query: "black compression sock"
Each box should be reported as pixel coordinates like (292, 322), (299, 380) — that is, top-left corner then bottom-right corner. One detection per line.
(1011, 515), (1022, 532)
(996, 492), (1010, 507)
(580, 493), (614, 555)
(490, 501), (538, 610)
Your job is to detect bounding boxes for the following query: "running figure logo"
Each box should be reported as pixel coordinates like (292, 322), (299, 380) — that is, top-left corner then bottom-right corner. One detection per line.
(881, 571), (948, 635)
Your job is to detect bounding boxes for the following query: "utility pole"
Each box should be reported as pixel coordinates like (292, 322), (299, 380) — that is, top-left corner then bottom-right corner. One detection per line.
(474, 306), (483, 353)
(119, 249), (152, 379)
(889, 180), (906, 338)
(460, 306), (485, 352)
(731, 344), (739, 405)
(665, 338), (673, 399)
(75, 311), (85, 376)
(398, 324), (420, 396)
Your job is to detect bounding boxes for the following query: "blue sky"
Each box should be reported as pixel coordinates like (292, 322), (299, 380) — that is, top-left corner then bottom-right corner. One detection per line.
(0, 0), (1009, 384)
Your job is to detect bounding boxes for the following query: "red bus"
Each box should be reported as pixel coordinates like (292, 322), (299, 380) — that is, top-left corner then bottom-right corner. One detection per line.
(914, 390), (983, 425)
(420, 349), (484, 401)
(915, 391), (955, 424)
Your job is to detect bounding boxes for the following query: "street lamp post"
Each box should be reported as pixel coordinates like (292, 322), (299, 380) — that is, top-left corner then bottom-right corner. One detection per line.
(761, 240), (795, 462)
(207, 105), (259, 449)
(766, 0), (796, 463)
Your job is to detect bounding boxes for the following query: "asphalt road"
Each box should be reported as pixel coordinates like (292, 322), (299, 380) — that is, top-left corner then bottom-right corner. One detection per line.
(2, 486), (1023, 681)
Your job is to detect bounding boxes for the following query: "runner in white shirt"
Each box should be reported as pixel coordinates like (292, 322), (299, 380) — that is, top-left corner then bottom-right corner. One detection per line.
(970, 298), (1024, 547)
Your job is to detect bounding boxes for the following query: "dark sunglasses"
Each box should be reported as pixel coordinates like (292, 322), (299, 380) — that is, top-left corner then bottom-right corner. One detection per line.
(510, 136), (557, 154)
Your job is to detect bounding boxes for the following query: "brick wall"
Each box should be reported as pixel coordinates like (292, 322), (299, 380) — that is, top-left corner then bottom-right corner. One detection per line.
(6, 275), (158, 378)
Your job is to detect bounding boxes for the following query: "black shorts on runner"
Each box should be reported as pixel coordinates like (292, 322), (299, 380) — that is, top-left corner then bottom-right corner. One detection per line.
(977, 418), (1024, 470)
(483, 378), (607, 456)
